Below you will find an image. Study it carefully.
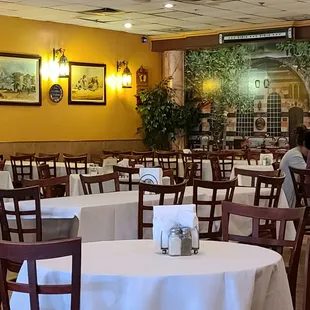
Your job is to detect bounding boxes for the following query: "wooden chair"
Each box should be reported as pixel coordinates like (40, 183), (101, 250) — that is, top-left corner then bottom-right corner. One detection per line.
(118, 154), (143, 167)
(234, 168), (281, 187)
(303, 238), (310, 310)
(274, 150), (286, 163)
(210, 151), (235, 179)
(37, 163), (51, 179)
(0, 186), (42, 273)
(63, 154), (88, 175)
(0, 154), (3, 160)
(222, 201), (306, 307)
(193, 178), (237, 239)
(209, 156), (223, 181)
(162, 169), (175, 185)
(247, 150), (261, 165)
(156, 151), (179, 179)
(80, 172), (120, 194)
(182, 162), (199, 186)
(0, 159), (6, 171)
(0, 238), (82, 310)
(35, 155), (58, 178)
(113, 166), (139, 191)
(181, 152), (207, 179)
(38, 152), (60, 161)
(10, 154), (34, 188)
(272, 162), (280, 170)
(15, 152), (35, 157)
(22, 176), (69, 199)
(233, 150), (246, 160)
(133, 151), (155, 166)
(138, 180), (188, 239)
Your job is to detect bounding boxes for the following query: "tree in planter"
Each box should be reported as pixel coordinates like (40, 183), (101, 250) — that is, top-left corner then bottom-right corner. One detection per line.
(185, 45), (254, 148)
(136, 77), (201, 150)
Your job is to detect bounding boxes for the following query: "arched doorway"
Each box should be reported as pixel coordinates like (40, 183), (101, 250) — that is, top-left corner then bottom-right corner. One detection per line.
(267, 92), (281, 137)
(289, 106), (304, 148)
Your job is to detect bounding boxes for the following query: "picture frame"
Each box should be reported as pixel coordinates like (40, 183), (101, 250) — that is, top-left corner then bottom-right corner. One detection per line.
(69, 62), (106, 105)
(0, 53), (41, 106)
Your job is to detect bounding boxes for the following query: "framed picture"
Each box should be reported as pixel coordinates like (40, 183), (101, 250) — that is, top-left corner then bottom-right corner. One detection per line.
(0, 53), (41, 106)
(69, 62), (106, 105)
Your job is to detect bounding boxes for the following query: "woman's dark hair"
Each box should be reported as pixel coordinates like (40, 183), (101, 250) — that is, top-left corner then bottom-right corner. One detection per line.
(296, 124), (310, 148)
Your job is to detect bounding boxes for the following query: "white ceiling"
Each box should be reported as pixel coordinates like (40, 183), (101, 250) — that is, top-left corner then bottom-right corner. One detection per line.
(0, 0), (310, 36)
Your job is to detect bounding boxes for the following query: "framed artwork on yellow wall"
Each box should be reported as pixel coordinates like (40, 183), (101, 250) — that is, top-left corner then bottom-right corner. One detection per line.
(69, 62), (106, 105)
(0, 53), (41, 106)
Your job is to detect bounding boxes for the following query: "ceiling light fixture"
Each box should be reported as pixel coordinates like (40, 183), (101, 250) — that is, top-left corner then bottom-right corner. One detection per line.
(124, 23), (132, 29)
(165, 3), (174, 8)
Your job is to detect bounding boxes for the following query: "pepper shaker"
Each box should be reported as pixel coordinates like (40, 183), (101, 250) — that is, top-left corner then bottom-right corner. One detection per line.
(181, 227), (192, 256)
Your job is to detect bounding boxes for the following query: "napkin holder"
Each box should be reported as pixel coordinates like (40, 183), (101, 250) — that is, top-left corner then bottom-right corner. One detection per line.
(139, 168), (163, 185)
(260, 153), (273, 166)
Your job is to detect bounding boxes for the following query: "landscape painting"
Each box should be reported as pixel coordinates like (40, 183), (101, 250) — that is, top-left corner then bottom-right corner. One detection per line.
(69, 62), (106, 105)
(0, 53), (41, 106)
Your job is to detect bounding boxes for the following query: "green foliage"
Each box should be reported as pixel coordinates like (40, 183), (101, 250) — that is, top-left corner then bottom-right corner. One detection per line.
(136, 77), (201, 150)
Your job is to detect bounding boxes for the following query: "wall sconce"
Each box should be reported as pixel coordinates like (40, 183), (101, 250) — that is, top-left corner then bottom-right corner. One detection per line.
(255, 80), (260, 88)
(117, 60), (132, 88)
(53, 48), (69, 78)
(264, 79), (270, 88)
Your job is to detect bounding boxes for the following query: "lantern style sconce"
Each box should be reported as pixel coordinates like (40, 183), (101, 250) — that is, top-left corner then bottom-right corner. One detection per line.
(117, 60), (132, 88)
(255, 80), (260, 88)
(264, 79), (270, 88)
(53, 48), (69, 78)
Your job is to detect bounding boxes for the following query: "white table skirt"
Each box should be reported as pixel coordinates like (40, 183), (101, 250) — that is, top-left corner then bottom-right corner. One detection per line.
(0, 171), (13, 190)
(230, 164), (274, 186)
(4, 187), (295, 243)
(10, 240), (293, 310)
(70, 174), (171, 196)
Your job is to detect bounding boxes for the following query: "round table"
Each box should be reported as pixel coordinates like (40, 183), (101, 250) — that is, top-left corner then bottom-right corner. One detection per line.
(11, 240), (293, 310)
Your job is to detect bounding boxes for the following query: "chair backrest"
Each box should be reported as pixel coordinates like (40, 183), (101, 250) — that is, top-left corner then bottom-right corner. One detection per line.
(63, 155), (88, 175)
(37, 164), (52, 179)
(0, 154), (3, 160)
(35, 155), (58, 178)
(113, 166), (139, 191)
(274, 150), (286, 162)
(247, 151), (261, 165)
(10, 155), (34, 186)
(0, 238), (82, 310)
(102, 150), (122, 158)
(209, 156), (222, 181)
(210, 151), (234, 179)
(38, 153), (60, 161)
(133, 151), (155, 166)
(15, 152), (35, 157)
(162, 169), (175, 185)
(0, 186), (42, 242)
(138, 180), (188, 239)
(181, 153), (206, 179)
(233, 150), (246, 160)
(193, 178), (237, 239)
(303, 238), (310, 310)
(289, 166), (310, 208)
(22, 176), (70, 199)
(0, 159), (6, 171)
(234, 167), (281, 187)
(272, 162), (280, 171)
(156, 151), (179, 177)
(222, 201), (305, 307)
(184, 162), (199, 186)
(118, 154), (143, 167)
(254, 173), (285, 208)
(80, 172), (120, 194)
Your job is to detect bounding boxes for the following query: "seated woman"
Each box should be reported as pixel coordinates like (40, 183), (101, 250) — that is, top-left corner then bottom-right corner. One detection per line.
(280, 125), (310, 208)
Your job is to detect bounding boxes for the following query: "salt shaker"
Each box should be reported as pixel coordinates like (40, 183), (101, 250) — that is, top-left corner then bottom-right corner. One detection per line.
(168, 228), (182, 256)
(181, 227), (192, 256)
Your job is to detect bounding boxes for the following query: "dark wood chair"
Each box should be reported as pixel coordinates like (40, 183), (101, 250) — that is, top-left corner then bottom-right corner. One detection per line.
(138, 180), (188, 239)
(209, 156), (223, 181)
(181, 162), (199, 186)
(210, 151), (235, 179)
(113, 166), (139, 191)
(193, 178), (237, 239)
(15, 152), (35, 157)
(303, 238), (310, 310)
(35, 155), (58, 178)
(63, 154), (88, 175)
(10, 154), (34, 188)
(274, 150), (286, 163)
(222, 201), (306, 307)
(0, 237), (82, 310)
(156, 151), (179, 179)
(37, 163), (51, 179)
(0, 154), (3, 160)
(181, 152), (207, 180)
(133, 151), (155, 166)
(80, 172), (120, 194)
(232, 150), (246, 160)
(162, 169), (175, 185)
(38, 152), (60, 161)
(22, 176), (70, 199)
(272, 162), (280, 170)
(118, 154), (143, 167)
(0, 186), (42, 273)
(0, 159), (6, 171)
(234, 167), (281, 187)
(247, 150), (261, 165)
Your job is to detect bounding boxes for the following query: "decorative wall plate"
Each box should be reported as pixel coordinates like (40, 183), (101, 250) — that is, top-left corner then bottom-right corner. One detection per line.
(49, 84), (63, 103)
(255, 117), (265, 131)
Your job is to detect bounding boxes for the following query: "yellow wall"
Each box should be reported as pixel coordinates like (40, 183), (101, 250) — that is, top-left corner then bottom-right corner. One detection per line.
(0, 16), (162, 142)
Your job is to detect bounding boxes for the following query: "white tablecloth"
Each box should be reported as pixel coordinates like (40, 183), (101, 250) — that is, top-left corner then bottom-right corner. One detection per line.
(0, 171), (13, 190)
(11, 240), (293, 310)
(4, 187), (295, 243)
(70, 174), (171, 196)
(230, 164), (274, 186)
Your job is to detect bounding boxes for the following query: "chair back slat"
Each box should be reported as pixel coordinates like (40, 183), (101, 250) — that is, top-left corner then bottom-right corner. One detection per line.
(63, 154), (88, 175)
(0, 159), (6, 171)
(113, 166), (139, 191)
(193, 177), (237, 239)
(138, 180), (188, 239)
(35, 155), (58, 178)
(210, 151), (234, 179)
(209, 156), (222, 181)
(10, 155), (34, 188)
(80, 172), (120, 194)
(156, 151), (179, 178)
(162, 169), (174, 185)
(181, 153), (207, 179)
(0, 238), (81, 310)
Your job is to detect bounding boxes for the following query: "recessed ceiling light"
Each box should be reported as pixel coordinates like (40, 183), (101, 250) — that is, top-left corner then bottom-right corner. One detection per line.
(165, 3), (174, 8)
(124, 23), (132, 29)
